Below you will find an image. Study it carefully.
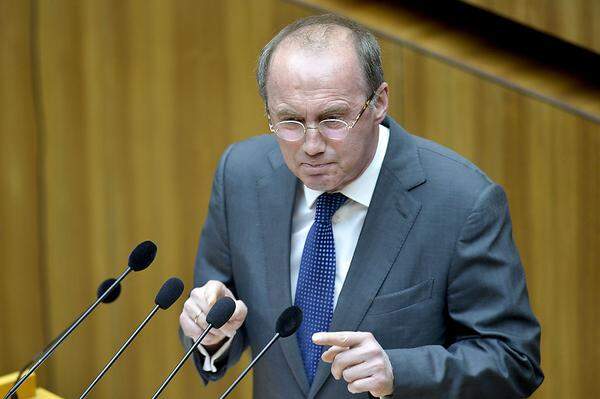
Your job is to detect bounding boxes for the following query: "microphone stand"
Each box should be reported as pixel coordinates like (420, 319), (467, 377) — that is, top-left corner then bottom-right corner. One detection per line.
(150, 323), (215, 399)
(78, 305), (160, 399)
(219, 333), (280, 399)
(3, 266), (131, 399)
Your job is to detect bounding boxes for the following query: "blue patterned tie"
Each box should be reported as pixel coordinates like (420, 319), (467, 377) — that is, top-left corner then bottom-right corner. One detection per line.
(295, 192), (347, 384)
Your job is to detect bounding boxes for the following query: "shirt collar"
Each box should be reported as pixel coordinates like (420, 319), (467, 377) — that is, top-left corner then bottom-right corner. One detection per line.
(303, 124), (390, 208)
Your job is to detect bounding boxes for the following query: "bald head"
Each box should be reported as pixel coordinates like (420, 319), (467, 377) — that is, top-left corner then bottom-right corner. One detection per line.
(256, 14), (384, 103)
(267, 36), (366, 114)
(278, 23), (354, 53)
(267, 26), (366, 103)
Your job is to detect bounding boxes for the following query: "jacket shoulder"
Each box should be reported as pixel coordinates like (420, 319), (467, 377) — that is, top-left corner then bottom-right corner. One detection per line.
(222, 134), (280, 177)
(408, 134), (500, 215)
(414, 135), (494, 188)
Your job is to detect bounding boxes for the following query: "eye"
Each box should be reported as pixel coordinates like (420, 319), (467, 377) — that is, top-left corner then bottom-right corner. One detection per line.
(281, 116), (303, 123)
(321, 111), (347, 120)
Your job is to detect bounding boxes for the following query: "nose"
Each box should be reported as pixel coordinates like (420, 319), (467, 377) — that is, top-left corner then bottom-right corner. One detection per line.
(302, 126), (326, 156)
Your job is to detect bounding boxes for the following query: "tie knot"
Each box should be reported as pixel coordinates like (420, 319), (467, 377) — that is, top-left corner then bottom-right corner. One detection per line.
(314, 193), (347, 223)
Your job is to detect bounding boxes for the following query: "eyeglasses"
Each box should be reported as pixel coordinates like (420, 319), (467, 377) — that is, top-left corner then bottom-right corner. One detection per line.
(267, 92), (377, 142)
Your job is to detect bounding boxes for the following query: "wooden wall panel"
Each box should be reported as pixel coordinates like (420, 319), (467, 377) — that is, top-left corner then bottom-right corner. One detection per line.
(2, 1), (598, 399)
(460, 0), (600, 54)
(290, 0), (600, 122)
(31, 0), (307, 398)
(0, 0), (45, 376)
(395, 45), (599, 398)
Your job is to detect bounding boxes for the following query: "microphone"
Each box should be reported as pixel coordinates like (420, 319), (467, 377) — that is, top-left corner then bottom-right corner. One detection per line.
(5, 278), (123, 399)
(3, 241), (157, 399)
(78, 278), (184, 399)
(97, 278), (122, 303)
(150, 297), (237, 399)
(219, 306), (302, 399)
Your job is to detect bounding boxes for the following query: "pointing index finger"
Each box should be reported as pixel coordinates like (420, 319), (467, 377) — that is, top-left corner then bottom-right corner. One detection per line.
(312, 332), (364, 347)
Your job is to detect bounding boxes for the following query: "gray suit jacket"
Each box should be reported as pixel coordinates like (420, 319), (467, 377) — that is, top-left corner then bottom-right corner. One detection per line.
(184, 116), (543, 398)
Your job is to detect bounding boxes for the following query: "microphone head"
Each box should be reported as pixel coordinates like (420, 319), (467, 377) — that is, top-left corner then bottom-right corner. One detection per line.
(275, 306), (303, 338)
(97, 278), (121, 303)
(206, 297), (236, 329)
(155, 278), (185, 309)
(128, 241), (157, 271)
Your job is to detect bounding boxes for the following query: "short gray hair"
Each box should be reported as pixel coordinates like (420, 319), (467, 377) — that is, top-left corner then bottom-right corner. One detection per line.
(256, 14), (384, 104)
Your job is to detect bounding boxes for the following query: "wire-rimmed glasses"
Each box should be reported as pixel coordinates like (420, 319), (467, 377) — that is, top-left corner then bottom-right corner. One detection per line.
(268, 92), (376, 142)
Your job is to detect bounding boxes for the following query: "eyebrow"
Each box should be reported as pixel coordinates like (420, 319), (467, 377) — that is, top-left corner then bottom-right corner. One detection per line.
(320, 104), (350, 117)
(273, 103), (351, 120)
(273, 107), (301, 120)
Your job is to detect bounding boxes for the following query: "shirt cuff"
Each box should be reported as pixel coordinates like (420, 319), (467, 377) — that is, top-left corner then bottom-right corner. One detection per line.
(196, 333), (235, 372)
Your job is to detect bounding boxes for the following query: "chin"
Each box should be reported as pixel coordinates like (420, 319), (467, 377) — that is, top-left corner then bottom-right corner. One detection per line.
(301, 175), (340, 192)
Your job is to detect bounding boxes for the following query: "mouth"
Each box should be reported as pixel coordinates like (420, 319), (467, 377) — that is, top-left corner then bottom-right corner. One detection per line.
(300, 162), (334, 174)
(301, 162), (333, 168)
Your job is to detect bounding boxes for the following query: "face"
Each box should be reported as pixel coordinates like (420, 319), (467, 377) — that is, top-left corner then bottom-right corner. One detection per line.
(266, 35), (388, 192)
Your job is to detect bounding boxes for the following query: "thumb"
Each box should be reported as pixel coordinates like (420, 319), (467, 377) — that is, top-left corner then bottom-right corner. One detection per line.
(204, 280), (233, 307)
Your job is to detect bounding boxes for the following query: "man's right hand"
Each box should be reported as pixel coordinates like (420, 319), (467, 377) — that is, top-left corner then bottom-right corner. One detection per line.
(180, 280), (248, 349)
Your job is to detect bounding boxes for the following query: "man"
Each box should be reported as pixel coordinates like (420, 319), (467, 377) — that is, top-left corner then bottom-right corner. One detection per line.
(179, 14), (543, 398)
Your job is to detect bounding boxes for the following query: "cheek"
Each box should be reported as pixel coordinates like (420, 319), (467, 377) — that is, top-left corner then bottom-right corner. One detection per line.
(344, 133), (374, 164)
(328, 142), (354, 171)
(278, 141), (301, 169)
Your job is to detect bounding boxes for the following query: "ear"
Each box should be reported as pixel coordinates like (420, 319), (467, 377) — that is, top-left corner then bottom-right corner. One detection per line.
(372, 82), (389, 125)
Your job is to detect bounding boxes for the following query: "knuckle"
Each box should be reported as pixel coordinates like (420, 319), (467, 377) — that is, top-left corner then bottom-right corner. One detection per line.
(190, 286), (202, 294)
(363, 345), (376, 357)
(342, 369), (352, 382)
(217, 281), (229, 291)
(190, 287), (203, 298)
(237, 307), (248, 320)
(331, 364), (340, 378)
(205, 281), (221, 294)
(184, 300), (195, 311)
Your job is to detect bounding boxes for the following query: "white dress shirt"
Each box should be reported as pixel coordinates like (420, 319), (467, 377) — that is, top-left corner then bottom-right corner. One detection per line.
(290, 124), (390, 307)
(199, 125), (390, 380)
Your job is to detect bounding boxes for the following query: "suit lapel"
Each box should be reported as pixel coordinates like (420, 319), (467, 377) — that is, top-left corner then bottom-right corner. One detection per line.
(258, 149), (311, 395)
(309, 118), (426, 398)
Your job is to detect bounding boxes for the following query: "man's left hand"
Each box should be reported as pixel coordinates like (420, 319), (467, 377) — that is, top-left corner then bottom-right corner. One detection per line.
(313, 331), (394, 397)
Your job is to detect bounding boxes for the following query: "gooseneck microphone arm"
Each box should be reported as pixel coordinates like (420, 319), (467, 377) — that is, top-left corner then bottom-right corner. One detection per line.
(150, 323), (215, 399)
(219, 333), (280, 399)
(78, 277), (184, 399)
(79, 305), (159, 399)
(216, 306), (303, 399)
(150, 296), (237, 399)
(3, 267), (130, 399)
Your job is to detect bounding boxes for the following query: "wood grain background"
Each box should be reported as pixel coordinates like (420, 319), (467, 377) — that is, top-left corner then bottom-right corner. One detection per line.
(460, 0), (600, 53)
(1, 0), (598, 398)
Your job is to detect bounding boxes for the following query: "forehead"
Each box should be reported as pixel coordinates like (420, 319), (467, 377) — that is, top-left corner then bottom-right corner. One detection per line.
(266, 32), (367, 112)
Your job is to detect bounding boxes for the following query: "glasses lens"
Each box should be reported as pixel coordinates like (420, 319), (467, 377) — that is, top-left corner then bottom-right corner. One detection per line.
(319, 119), (348, 140)
(275, 121), (304, 141)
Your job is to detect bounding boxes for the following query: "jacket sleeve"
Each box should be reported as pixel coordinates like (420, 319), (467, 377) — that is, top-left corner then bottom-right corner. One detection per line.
(179, 144), (248, 384)
(387, 183), (543, 398)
